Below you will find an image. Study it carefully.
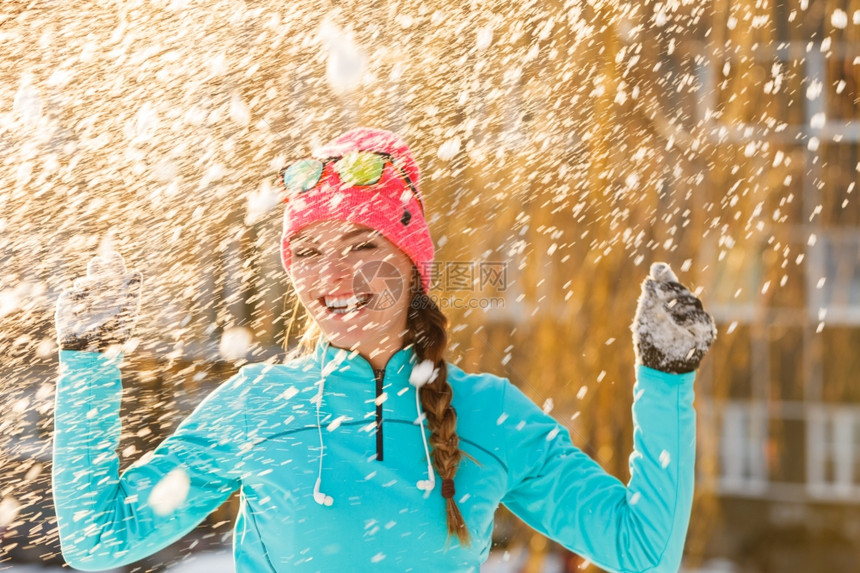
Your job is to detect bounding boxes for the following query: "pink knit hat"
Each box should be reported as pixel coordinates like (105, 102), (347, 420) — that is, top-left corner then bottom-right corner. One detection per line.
(280, 128), (435, 292)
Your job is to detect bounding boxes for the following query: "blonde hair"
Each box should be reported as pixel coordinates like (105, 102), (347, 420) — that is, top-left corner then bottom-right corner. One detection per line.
(283, 296), (321, 360)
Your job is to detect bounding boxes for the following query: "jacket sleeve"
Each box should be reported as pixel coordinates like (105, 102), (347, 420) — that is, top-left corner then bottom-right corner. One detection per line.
(52, 350), (246, 571)
(500, 365), (696, 573)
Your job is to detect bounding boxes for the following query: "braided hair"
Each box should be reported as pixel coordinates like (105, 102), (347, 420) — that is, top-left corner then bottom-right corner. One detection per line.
(406, 272), (470, 545)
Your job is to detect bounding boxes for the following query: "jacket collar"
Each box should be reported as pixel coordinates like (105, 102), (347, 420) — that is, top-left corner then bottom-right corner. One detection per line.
(312, 339), (418, 383)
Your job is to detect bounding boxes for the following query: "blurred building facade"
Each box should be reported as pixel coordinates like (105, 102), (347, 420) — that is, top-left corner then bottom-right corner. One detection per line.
(1, 1), (859, 572)
(690, 4), (860, 571)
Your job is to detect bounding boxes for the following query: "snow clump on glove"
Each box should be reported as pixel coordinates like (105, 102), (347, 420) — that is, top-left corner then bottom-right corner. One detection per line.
(55, 252), (143, 353)
(632, 262), (716, 374)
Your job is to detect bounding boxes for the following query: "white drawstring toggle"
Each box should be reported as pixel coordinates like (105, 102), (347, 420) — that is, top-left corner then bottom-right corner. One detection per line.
(416, 477), (436, 492)
(314, 477), (334, 506)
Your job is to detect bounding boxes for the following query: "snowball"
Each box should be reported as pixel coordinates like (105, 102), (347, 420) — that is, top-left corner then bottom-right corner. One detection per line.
(831, 9), (848, 28)
(476, 26), (493, 50)
(810, 112), (826, 129)
(229, 93), (251, 126)
(437, 136), (462, 161)
(0, 496), (21, 527)
(806, 79), (822, 101)
(319, 20), (366, 94)
(130, 102), (159, 139)
(148, 467), (190, 516)
(208, 53), (227, 76)
(245, 179), (281, 226)
(153, 159), (179, 183)
(409, 359), (437, 387)
(218, 326), (253, 360)
(0, 289), (20, 318)
(13, 76), (41, 127)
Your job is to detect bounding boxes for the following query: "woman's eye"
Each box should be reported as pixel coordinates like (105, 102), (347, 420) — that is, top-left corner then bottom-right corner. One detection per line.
(294, 248), (318, 258)
(352, 241), (377, 251)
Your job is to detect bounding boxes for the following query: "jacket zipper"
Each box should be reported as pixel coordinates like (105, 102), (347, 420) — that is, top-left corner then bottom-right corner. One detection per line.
(373, 368), (385, 461)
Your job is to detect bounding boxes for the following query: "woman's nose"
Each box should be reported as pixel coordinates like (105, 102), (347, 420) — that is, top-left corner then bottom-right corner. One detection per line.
(319, 253), (353, 283)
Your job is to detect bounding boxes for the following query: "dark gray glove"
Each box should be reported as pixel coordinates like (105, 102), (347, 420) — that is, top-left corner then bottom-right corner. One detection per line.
(632, 262), (716, 374)
(55, 252), (143, 353)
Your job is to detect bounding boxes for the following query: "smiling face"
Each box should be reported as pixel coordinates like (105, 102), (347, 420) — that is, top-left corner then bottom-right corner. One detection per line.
(288, 220), (416, 367)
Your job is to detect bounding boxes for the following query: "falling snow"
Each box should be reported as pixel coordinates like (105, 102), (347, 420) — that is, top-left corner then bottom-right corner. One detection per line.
(1, 0), (858, 571)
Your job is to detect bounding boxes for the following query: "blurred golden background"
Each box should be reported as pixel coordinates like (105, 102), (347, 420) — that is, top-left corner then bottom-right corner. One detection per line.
(1, 0), (859, 571)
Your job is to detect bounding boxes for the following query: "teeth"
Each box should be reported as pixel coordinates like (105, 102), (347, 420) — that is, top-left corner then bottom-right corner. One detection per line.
(323, 294), (371, 313)
(325, 295), (359, 308)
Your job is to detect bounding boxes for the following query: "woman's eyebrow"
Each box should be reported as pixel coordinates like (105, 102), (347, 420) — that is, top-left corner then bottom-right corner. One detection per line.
(342, 229), (380, 240)
(291, 232), (314, 243)
(292, 229), (379, 244)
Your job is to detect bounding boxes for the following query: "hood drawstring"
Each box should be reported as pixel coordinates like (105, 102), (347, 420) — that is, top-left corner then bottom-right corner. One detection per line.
(409, 359), (438, 495)
(312, 346), (437, 506)
(413, 385), (436, 494)
(313, 342), (337, 506)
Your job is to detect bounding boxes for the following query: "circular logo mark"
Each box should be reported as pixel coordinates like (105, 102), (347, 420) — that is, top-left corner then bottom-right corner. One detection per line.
(353, 260), (404, 311)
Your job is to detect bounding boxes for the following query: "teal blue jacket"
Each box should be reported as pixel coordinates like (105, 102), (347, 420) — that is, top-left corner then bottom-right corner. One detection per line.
(53, 343), (696, 572)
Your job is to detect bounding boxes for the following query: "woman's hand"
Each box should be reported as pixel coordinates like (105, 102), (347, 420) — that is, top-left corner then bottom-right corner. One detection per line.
(55, 252), (143, 352)
(632, 262), (716, 374)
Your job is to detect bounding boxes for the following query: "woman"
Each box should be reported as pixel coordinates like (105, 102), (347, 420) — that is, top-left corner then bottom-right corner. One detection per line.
(53, 128), (716, 572)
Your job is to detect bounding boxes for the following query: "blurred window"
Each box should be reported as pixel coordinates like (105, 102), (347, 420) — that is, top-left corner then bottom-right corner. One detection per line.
(807, 405), (860, 500)
(807, 232), (860, 323)
(768, 325), (804, 402)
(709, 325), (753, 400)
(821, 327), (860, 402)
(718, 401), (769, 495)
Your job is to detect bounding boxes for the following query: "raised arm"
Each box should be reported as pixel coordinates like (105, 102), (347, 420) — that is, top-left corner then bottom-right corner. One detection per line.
(52, 253), (245, 570)
(500, 263), (715, 573)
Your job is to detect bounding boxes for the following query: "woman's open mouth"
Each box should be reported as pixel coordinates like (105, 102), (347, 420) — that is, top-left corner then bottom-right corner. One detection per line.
(319, 293), (373, 315)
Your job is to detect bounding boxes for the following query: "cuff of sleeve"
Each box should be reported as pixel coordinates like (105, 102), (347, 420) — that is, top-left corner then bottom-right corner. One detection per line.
(58, 350), (124, 393)
(635, 363), (695, 387)
(59, 349), (123, 367)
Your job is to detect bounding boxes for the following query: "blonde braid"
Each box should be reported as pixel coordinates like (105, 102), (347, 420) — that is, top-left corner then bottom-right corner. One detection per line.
(407, 281), (470, 546)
